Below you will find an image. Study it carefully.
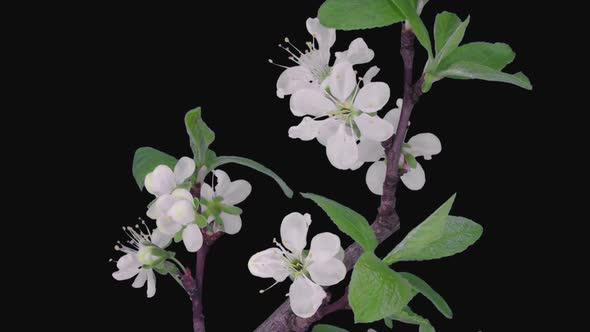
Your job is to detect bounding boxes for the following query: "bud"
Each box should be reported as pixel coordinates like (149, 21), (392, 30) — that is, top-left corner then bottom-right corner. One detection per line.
(137, 245), (168, 268)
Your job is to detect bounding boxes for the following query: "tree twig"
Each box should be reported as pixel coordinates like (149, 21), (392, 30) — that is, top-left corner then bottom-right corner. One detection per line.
(254, 25), (424, 332)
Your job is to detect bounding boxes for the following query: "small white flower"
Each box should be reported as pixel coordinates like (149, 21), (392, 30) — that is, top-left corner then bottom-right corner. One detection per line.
(271, 18), (374, 98)
(147, 188), (202, 252)
(112, 223), (172, 298)
(289, 62), (394, 169)
(248, 212), (346, 318)
(144, 157), (195, 197)
(363, 99), (442, 193)
(200, 170), (252, 235)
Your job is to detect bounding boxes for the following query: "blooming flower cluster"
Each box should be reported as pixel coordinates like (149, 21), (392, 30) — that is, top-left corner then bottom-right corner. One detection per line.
(248, 212), (346, 318)
(274, 18), (442, 192)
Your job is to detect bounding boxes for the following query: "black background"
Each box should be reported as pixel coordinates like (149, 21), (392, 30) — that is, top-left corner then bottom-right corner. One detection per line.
(73, 0), (554, 331)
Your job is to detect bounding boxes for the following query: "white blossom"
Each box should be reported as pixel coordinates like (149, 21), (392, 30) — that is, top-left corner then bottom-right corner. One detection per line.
(248, 213), (346, 318)
(144, 157), (195, 197)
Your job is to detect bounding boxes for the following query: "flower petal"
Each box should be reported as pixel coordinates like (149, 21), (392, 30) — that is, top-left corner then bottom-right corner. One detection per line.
(213, 169), (231, 196)
(289, 277), (326, 318)
(182, 224), (203, 252)
(353, 82), (390, 113)
(289, 117), (322, 141)
(146, 199), (159, 219)
(151, 194), (176, 218)
(290, 88), (335, 117)
(156, 215), (182, 235)
(112, 269), (140, 281)
(146, 270), (156, 298)
(407, 133), (442, 160)
(307, 258), (347, 286)
(150, 229), (172, 248)
(280, 212), (312, 255)
(328, 62), (356, 101)
(248, 248), (290, 282)
(366, 160), (387, 195)
(276, 66), (316, 98)
(306, 17), (336, 52)
(401, 162), (426, 191)
(167, 200), (195, 225)
(309, 232), (341, 262)
(326, 125), (359, 170)
(174, 157), (195, 185)
(316, 118), (340, 146)
(384, 107), (401, 132)
(363, 66), (380, 83)
(222, 180), (252, 205)
(132, 269), (148, 288)
(357, 138), (385, 163)
(335, 38), (374, 65)
(171, 188), (193, 202)
(219, 213), (242, 235)
(355, 113), (394, 142)
(116, 253), (141, 271)
(200, 183), (214, 201)
(144, 165), (175, 197)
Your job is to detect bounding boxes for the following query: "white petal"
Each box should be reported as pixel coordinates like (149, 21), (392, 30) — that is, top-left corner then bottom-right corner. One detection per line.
(309, 232), (341, 262)
(146, 270), (156, 298)
(276, 66), (316, 98)
(200, 183), (214, 201)
(132, 269), (148, 288)
(248, 248), (290, 282)
(396, 98), (403, 108)
(384, 107), (402, 132)
(363, 66), (380, 83)
(306, 18), (336, 52)
(152, 194), (176, 218)
(407, 133), (442, 160)
(144, 165), (176, 196)
(116, 253), (141, 271)
(156, 215), (182, 235)
(150, 229), (172, 248)
(335, 247), (345, 261)
(280, 212), (312, 255)
(366, 161), (386, 195)
(335, 38), (374, 65)
(307, 258), (347, 286)
(219, 213), (242, 235)
(401, 162), (426, 191)
(354, 113), (394, 142)
(289, 277), (326, 318)
(316, 118), (340, 146)
(353, 82), (390, 113)
(146, 199), (159, 219)
(112, 269), (140, 281)
(182, 224), (204, 252)
(326, 125), (359, 170)
(167, 200), (195, 225)
(357, 138), (385, 163)
(290, 88), (335, 117)
(222, 180), (252, 205)
(328, 62), (356, 101)
(213, 169), (231, 196)
(174, 157), (195, 184)
(171, 188), (193, 202)
(288, 117), (322, 141)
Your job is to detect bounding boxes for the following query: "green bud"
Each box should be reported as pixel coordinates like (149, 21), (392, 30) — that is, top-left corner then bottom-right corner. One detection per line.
(137, 246), (169, 268)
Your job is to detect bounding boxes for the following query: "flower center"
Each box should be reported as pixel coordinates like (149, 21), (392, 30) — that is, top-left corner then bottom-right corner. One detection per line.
(289, 258), (305, 273)
(269, 37), (331, 84)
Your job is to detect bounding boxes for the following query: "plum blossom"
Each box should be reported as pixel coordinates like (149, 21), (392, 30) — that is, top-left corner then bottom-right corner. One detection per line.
(248, 212), (346, 318)
(271, 17), (374, 98)
(288, 62), (394, 169)
(112, 222), (172, 298)
(144, 157), (195, 197)
(362, 99), (442, 193)
(200, 170), (252, 235)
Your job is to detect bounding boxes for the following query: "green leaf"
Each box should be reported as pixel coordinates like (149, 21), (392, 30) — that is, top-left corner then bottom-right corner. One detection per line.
(432, 12), (470, 69)
(210, 156), (293, 198)
(420, 323), (435, 332)
(301, 193), (378, 252)
(311, 324), (349, 332)
(319, 0), (404, 30)
(185, 107), (215, 167)
(438, 61), (532, 90)
(194, 214), (208, 228)
(390, 0), (433, 58)
(132, 147), (177, 190)
(349, 253), (414, 323)
(439, 42), (515, 71)
(402, 151), (418, 169)
(174, 230), (183, 243)
(384, 317), (394, 328)
(400, 272), (453, 318)
(384, 194), (456, 264)
(389, 307), (429, 325)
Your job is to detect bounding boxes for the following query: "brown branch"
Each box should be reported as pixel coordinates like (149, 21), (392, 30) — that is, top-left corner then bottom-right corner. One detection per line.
(254, 26), (424, 332)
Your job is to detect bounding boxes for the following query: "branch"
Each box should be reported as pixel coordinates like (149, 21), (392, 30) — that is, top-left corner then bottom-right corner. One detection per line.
(254, 26), (424, 332)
